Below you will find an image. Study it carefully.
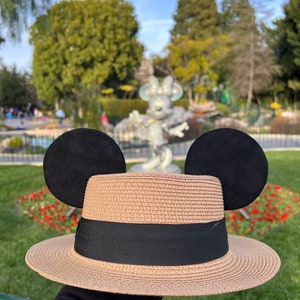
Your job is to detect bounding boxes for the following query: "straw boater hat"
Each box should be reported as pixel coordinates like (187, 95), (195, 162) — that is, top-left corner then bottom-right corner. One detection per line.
(26, 128), (280, 297)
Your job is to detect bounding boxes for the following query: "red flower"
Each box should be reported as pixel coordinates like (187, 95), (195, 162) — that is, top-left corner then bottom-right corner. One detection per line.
(279, 213), (289, 222)
(230, 215), (237, 220)
(250, 207), (259, 215)
(44, 215), (51, 221)
(71, 214), (78, 220)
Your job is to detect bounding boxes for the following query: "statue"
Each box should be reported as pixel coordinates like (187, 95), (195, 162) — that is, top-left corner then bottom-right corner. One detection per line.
(129, 75), (189, 172)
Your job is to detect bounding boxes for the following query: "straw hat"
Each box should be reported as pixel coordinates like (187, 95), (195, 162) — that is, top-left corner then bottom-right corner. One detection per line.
(26, 128), (280, 296)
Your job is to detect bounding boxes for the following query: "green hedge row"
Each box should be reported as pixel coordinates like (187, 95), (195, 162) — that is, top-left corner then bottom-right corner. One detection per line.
(98, 97), (190, 124)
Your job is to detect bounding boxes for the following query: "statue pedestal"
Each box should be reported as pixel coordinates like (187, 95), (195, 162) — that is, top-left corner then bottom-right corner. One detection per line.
(129, 163), (181, 174)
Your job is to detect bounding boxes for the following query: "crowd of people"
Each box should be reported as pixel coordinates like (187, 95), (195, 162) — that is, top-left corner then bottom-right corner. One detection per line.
(0, 104), (43, 120)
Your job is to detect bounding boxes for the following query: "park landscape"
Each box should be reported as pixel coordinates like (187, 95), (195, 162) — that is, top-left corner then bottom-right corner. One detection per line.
(0, 0), (300, 299)
(0, 152), (299, 299)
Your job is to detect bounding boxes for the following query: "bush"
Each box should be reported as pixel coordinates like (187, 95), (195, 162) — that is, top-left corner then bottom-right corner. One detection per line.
(24, 146), (47, 154)
(215, 102), (232, 116)
(270, 116), (300, 134)
(8, 136), (23, 148)
(98, 97), (148, 124)
(98, 97), (192, 125)
(174, 98), (189, 110)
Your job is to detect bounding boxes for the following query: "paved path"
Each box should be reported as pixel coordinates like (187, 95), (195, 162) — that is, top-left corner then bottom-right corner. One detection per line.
(3, 116), (72, 130)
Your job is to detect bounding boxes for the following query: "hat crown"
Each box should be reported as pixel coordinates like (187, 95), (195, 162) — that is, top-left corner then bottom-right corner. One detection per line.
(82, 172), (224, 224)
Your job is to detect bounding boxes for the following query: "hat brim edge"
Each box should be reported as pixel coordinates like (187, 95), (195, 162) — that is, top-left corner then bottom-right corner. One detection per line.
(25, 234), (280, 297)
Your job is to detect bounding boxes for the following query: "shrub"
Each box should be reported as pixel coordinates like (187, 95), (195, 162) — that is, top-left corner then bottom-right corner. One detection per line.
(270, 116), (300, 134)
(98, 97), (147, 124)
(215, 102), (232, 116)
(174, 98), (189, 110)
(8, 136), (23, 148)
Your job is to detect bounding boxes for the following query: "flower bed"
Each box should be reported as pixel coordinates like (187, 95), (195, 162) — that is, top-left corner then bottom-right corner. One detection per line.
(18, 184), (300, 237)
(226, 183), (300, 237)
(18, 187), (80, 234)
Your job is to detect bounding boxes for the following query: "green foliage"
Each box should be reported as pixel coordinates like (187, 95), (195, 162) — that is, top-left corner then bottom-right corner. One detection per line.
(174, 98), (189, 110)
(288, 79), (300, 91)
(282, 0), (300, 69)
(171, 0), (219, 40)
(220, 0), (277, 103)
(8, 136), (23, 148)
(30, 0), (144, 108)
(215, 102), (231, 116)
(265, 0), (300, 104)
(271, 0), (300, 103)
(0, 66), (37, 108)
(73, 85), (102, 129)
(98, 97), (147, 124)
(167, 0), (230, 104)
(168, 35), (230, 102)
(0, 0), (50, 40)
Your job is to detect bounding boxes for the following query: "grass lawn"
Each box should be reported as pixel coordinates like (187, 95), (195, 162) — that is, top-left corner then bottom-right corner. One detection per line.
(0, 150), (299, 299)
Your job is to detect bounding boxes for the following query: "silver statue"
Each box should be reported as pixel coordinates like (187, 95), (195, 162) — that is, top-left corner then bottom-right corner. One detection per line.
(130, 76), (189, 172)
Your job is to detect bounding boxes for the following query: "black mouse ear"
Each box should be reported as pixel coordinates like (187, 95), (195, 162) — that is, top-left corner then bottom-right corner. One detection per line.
(43, 128), (126, 208)
(185, 128), (268, 210)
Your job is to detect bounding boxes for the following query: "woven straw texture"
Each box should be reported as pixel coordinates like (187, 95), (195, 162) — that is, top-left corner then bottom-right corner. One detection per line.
(26, 234), (280, 296)
(83, 173), (224, 224)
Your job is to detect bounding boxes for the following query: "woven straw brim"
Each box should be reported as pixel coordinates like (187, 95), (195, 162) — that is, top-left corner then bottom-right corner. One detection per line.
(26, 234), (280, 296)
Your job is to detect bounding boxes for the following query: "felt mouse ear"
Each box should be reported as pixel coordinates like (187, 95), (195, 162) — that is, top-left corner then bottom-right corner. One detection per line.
(185, 128), (268, 210)
(43, 128), (126, 208)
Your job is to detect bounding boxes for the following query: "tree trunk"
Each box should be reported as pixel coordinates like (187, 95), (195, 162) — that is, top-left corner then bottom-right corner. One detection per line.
(247, 18), (254, 105)
(185, 85), (194, 104)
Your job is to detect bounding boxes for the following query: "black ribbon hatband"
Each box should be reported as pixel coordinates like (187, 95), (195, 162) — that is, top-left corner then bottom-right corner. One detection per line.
(74, 217), (229, 266)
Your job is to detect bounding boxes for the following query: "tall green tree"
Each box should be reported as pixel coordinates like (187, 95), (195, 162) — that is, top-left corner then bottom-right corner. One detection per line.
(0, 66), (38, 107)
(30, 0), (144, 117)
(271, 0), (300, 105)
(220, 0), (276, 104)
(168, 35), (229, 103)
(163, 0), (227, 103)
(0, 0), (51, 41)
(171, 0), (219, 40)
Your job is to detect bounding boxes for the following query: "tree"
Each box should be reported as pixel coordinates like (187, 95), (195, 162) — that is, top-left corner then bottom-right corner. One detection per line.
(30, 0), (144, 114)
(271, 0), (300, 106)
(168, 35), (229, 103)
(220, 0), (276, 104)
(0, 0), (51, 41)
(171, 0), (219, 40)
(163, 0), (228, 103)
(0, 66), (38, 108)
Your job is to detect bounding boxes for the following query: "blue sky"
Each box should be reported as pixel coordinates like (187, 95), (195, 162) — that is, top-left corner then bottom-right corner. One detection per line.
(0, 0), (287, 73)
